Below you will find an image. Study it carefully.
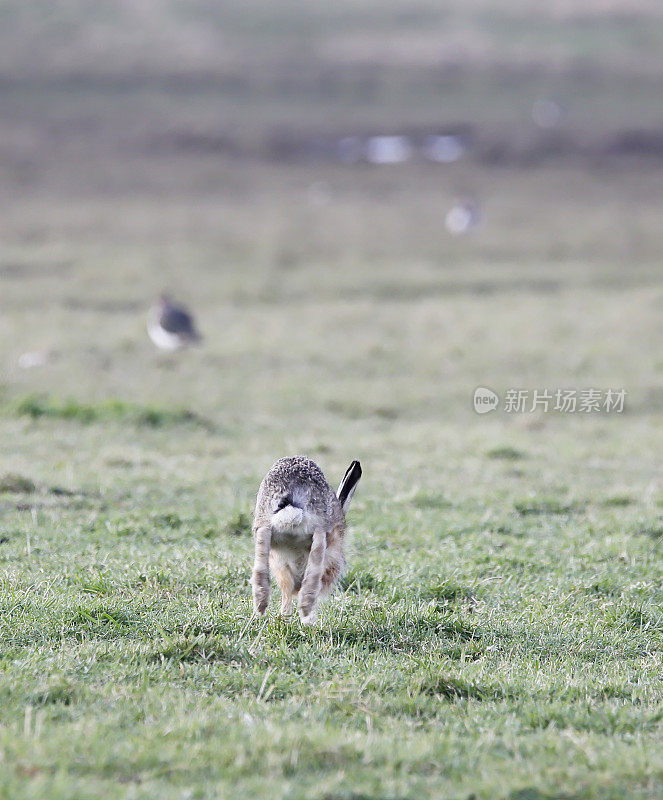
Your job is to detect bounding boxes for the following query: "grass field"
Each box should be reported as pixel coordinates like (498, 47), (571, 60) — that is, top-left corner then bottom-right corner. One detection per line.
(2, 2), (663, 798)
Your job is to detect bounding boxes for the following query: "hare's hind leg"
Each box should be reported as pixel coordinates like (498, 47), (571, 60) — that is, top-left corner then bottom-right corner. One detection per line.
(298, 529), (326, 625)
(251, 525), (271, 615)
(320, 526), (345, 596)
(274, 565), (295, 618)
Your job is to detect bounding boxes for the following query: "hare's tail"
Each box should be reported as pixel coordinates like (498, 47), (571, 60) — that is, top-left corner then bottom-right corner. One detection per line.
(337, 460), (362, 511)
(270, 494), (305, 532)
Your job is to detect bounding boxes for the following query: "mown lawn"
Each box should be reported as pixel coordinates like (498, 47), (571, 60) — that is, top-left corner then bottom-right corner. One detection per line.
(2, 235), (663, 797)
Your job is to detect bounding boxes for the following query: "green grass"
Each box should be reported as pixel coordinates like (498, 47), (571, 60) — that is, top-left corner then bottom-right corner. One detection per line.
(1, 452), (663, 799)
(3, 171), (663, 796)
(2, 257), (663, 797)
(7, 393), (214, 429)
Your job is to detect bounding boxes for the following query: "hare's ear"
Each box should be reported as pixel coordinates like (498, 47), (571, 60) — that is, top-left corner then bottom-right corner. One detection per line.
(337, 460), (362, 512)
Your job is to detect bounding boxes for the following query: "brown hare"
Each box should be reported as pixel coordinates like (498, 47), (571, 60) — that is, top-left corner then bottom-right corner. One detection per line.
(251, 456), (362, 624)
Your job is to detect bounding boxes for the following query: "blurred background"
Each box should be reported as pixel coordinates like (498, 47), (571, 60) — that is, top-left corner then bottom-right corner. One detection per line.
(2, 0), (663, 468)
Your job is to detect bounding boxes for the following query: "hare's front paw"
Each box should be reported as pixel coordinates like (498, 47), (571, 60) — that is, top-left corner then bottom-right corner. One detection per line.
(252, 582), (269, 615)
(299, 607), (318, 626)
(253, 593), (269, 615)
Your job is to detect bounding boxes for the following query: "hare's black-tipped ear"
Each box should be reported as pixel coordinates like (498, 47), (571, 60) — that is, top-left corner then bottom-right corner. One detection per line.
(337, 460), (362, 512)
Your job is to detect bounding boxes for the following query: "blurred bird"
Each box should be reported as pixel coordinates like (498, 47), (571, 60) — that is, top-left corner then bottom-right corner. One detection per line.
(365, 135), (413, 164)
(422, 134), (465, 163)
(147, 295), (201, 351)
(531, 98), (564, 129)
(445, 199), (481, 236)
(18, 350), (50, 369)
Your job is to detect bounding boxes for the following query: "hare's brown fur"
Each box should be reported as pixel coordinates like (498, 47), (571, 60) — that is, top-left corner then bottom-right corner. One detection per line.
(251, 456), (360, 624)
